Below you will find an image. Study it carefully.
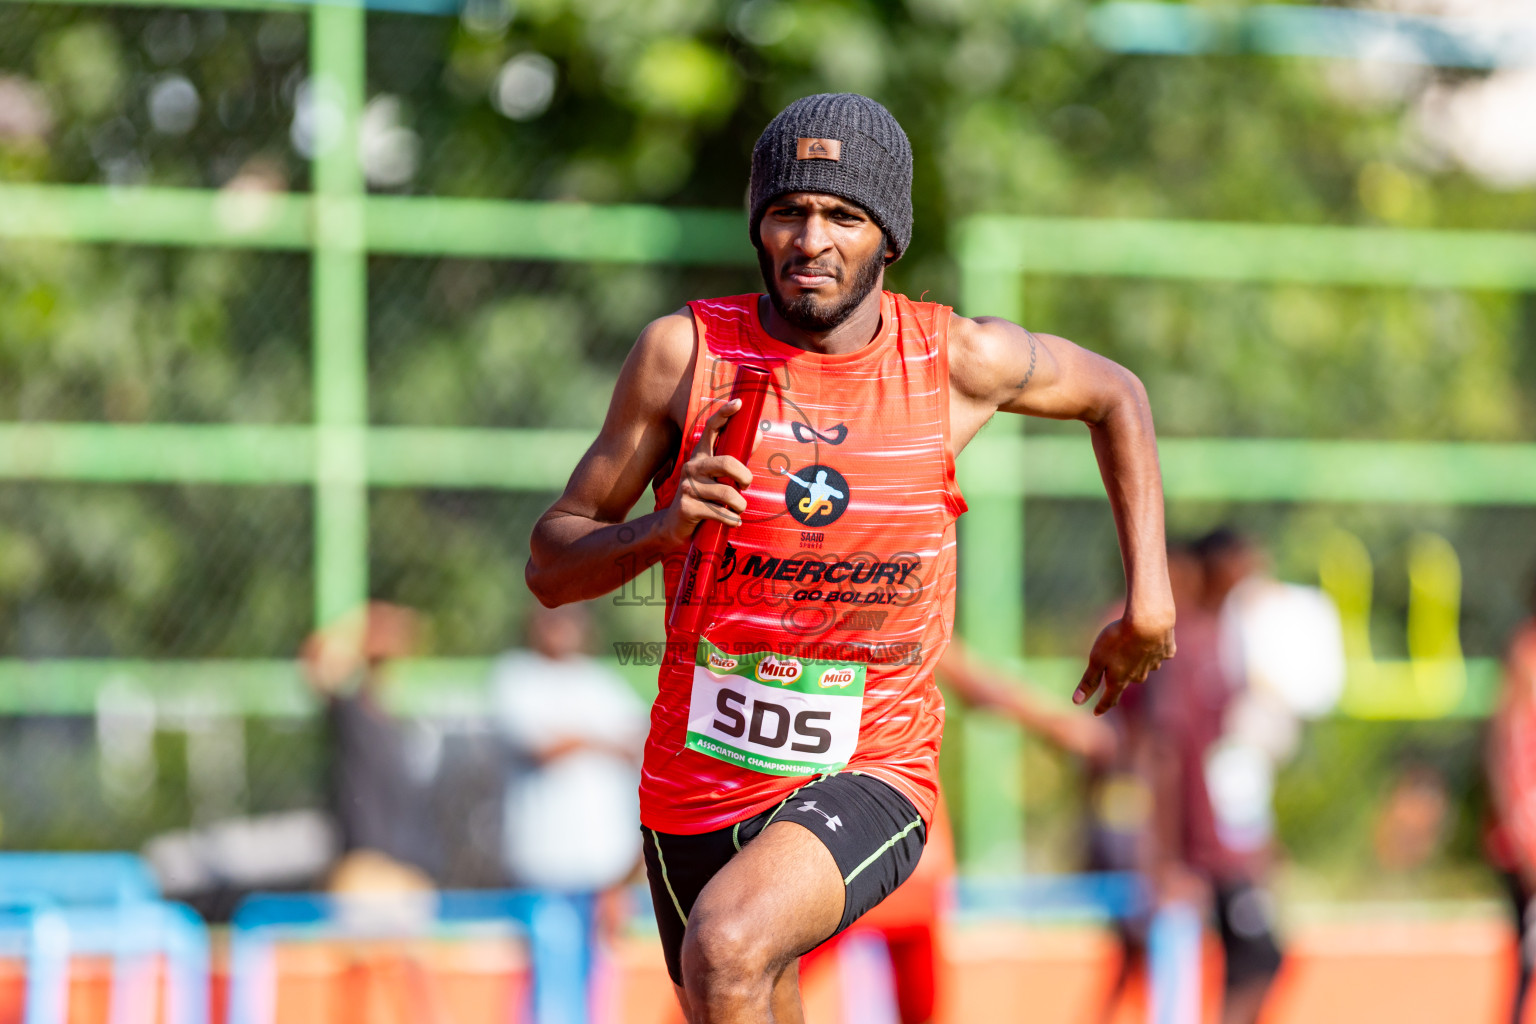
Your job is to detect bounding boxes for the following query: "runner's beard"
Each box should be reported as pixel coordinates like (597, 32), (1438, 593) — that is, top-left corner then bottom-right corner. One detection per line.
(759, 243), (885, 333)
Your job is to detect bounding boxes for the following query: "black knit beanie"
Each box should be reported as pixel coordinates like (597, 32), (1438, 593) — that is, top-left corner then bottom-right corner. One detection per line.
(749, 93), (914, 262)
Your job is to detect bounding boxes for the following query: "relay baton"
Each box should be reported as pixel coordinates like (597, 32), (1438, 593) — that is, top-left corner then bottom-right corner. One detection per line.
(669, 365), (772, 637)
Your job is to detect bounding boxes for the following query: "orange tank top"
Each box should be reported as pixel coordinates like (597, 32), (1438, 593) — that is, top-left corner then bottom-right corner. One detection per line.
(642, 291), (967, 834)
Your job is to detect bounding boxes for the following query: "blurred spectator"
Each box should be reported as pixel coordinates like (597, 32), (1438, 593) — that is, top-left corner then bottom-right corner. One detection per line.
(1373, 762), (1449, 874)
(300, 601), (439, 889)
(0, 75), (52, 144)
(1198, 529), (1285, 865)
(490, 603), (646, 892)
(1085, 549), (1192, 1023)
(1144, 532), (1284, 1024)
(1486, 569), (1536, 1024)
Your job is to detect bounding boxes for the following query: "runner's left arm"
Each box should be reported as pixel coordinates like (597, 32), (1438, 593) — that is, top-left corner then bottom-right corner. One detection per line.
(948, 315), (1175, 714)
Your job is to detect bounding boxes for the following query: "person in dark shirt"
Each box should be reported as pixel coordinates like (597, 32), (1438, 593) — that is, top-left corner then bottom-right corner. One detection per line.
(300, 601), (440, 886)
(1085, 550), (1191, 1023)
(1145, 533), (1283, 1024)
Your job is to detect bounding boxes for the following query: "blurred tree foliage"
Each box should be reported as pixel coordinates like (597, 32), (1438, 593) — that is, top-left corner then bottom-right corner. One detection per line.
(1, 0), (1532, 651)
(2, 0), (1535, 884)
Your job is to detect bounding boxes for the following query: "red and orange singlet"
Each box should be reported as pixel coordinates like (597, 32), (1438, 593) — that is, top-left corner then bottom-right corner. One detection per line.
(643, 291), (967, 834)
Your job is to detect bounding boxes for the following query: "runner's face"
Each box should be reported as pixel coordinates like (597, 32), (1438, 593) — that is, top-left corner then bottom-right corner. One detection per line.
(757, 193), (892, 332)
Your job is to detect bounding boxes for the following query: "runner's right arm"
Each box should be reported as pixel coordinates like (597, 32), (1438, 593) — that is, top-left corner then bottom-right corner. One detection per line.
(525, 311), (752, 607)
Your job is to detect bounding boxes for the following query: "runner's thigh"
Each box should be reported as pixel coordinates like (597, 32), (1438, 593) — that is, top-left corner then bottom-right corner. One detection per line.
(685, 817), (847, 975)
(757, 772), (928, 935)
(686, 772), (928, 969)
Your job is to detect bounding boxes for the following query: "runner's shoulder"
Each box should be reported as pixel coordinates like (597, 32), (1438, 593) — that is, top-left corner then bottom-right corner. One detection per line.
(621, 307), (697, 415)
(630, 306), (696, 378)
(945, 310), (1030, 404)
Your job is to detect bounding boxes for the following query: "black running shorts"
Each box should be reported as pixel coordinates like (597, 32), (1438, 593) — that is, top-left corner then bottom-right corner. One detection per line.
(1214, 881), (1284, 989)
(641, 771), (927, 985)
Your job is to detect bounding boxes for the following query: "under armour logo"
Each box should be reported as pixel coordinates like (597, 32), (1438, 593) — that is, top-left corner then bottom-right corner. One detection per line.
(791, 422), (848, 445)
(799, 800), (842, 832)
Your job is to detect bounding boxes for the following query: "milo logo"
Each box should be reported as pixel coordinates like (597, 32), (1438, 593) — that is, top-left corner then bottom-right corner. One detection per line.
(707, 651), (739, 672)
(756, 654), (803, 686)
(818, 667), (857, 689)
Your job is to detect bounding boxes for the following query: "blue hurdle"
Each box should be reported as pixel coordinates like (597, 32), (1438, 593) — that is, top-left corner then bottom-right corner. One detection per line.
(957, 872), (1203, 1024)
(0, 852), (211, 1024)
(228, 889), (595, 1024)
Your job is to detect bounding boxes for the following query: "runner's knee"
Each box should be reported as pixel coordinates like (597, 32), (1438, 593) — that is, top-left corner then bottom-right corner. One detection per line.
(680, 905), (781, 997)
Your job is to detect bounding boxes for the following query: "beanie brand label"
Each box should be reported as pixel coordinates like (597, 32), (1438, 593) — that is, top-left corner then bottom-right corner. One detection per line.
(795, 138), (842, 161)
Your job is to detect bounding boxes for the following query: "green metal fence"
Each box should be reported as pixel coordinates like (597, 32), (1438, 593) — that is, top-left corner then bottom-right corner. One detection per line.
(5, 0), (1535, 872)
(951, 215), (1536, 870)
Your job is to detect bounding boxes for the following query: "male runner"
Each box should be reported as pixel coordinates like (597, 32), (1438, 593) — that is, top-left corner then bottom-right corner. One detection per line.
(526, 93), (1176, 1023)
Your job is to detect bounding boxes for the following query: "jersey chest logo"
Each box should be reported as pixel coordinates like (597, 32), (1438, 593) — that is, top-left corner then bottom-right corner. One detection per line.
(785, 464), (850, 526)
(790, 422), (848, 445)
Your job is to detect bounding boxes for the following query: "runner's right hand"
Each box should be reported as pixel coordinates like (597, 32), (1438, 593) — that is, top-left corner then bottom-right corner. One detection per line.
(659, 398), (755, 546)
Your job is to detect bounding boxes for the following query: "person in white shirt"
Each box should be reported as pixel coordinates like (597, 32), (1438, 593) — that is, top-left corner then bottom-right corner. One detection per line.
(490, 603), (647, 891)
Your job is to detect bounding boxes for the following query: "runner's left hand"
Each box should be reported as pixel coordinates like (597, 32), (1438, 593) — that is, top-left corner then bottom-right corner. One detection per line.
(1072, 617), (1175, 716)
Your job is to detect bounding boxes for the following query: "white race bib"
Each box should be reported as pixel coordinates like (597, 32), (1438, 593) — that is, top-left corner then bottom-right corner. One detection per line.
(685, 640), (866, 777)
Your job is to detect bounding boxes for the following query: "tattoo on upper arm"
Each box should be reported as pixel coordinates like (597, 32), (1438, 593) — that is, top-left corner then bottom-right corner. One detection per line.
(1014, 330), (1039, 391)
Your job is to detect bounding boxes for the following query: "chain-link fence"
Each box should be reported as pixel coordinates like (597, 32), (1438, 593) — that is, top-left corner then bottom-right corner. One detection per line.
(0, 2), (772, 918)
(5, 0), (1536, 925)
